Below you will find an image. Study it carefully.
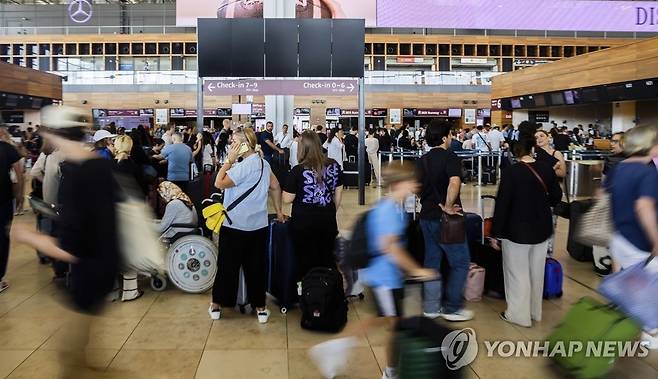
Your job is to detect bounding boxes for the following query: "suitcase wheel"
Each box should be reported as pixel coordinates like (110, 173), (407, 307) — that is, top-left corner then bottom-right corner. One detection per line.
(280, 307), (288, 314)
(150, 275), (168, 292)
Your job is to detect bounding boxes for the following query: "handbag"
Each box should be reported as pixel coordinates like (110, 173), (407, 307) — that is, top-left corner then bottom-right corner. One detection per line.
(575, 192), (612, 247)
(114, 173), (165, 274)
(202, 158), (264, 234)
(599, 257), (658, 329)
(421, 156), (465, 244)
(439, 212), (466, 244)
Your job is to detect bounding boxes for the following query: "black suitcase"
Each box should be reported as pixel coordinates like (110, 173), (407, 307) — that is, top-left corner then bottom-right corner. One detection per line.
(471, 240), (505, 298)
(396, 316), (463, 379)
(406, 215), (425, 266)
(342, 161), (371, 188)
(567, 200), (594, 262)
(266, 215), (298, 314)
(464, 212), (483, 245)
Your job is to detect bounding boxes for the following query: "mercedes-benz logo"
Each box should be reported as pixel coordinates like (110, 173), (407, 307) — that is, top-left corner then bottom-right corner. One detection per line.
(68, 0), (93, 24)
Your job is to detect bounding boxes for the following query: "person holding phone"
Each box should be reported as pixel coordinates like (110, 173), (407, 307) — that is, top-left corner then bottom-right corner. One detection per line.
(209, 128), (285, 323)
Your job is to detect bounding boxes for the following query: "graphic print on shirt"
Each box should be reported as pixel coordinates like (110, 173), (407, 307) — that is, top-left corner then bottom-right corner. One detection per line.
(301, 163), (340, 206)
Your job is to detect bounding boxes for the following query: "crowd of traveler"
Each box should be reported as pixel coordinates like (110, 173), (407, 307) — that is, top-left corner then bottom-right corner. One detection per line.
(1, 106), (657, 378)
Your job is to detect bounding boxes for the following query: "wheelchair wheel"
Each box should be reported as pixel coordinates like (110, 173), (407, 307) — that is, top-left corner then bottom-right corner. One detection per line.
(150, 275), (168, 292)
(166, 235), (218, 294)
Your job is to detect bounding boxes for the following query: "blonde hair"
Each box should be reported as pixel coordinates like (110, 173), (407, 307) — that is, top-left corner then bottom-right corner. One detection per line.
(233, 128), (259, 154)
(623, 125), (658, 157)
(114, 135), (133, 156)
(382, 161), (417, 186)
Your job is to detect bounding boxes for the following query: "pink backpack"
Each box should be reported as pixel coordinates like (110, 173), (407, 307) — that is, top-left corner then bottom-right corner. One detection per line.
(464, 263), (486, 301)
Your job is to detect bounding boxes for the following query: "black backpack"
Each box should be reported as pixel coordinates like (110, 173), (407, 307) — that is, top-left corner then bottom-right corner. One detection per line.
(300, 267), (348, 333)
(343, 211), (372, 269)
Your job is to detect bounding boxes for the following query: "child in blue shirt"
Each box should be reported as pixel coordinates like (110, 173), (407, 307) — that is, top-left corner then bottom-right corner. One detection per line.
(309, 161), (437, 379)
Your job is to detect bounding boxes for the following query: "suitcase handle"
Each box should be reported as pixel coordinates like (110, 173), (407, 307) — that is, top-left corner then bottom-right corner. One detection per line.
(480, 195), (497, 243)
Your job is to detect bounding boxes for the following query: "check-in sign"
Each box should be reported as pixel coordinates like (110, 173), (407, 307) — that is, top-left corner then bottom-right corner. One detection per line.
(204, 79), (358, 96)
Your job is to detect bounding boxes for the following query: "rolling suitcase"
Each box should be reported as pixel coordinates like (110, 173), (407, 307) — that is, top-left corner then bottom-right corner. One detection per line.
(335, 236), (364, 300)
(342, 160), (371, 188)
(396, 316), (463, 379)
(543, 257), (564, 299)
(567, 200), (594, 262)
(464, 263), (485, 302)
(470, 195), (505, 298)
(236, 267), (250, 314)
(548, 297), (641, 378)
(464, 213), (483, 245)
(266, 215), (298, 314)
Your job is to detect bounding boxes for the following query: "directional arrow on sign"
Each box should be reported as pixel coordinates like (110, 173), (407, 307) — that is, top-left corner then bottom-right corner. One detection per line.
(347, 83), (355, 92)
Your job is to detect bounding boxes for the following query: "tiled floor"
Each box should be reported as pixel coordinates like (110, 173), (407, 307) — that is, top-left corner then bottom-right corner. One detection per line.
(1, 185), (656, 378)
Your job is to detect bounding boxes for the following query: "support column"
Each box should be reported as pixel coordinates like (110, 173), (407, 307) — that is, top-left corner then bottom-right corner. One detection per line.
(358, 77), (366, 206)
(196, 76), (204, 133)
(264, 0), (295, 136)
(611, 101), (636, 133)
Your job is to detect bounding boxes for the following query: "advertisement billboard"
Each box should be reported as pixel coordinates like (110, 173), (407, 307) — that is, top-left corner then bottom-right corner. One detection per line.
(177, 0), (376, 27)
(377, 0), (658, 32)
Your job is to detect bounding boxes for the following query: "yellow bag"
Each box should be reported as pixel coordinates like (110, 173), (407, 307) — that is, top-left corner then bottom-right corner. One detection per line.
(202, 203), (226, 234)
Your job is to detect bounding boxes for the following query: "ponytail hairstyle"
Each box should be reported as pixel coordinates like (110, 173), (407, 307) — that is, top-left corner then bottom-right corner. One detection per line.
(513, 121), (538, 158)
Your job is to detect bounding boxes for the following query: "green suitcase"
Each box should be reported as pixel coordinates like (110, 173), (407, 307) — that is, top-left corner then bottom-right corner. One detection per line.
(547, 297), (641, 378)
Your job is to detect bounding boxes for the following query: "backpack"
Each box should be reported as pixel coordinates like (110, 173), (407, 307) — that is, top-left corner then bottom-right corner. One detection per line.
(300, 267), (348, 333)
(343, 211), (372, 269)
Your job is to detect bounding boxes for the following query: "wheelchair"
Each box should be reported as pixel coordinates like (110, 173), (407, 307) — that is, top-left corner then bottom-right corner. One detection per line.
(151, 222), (218, 294)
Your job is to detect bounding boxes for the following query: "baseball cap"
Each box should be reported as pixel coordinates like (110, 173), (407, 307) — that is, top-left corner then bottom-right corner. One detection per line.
(93, 129), (117, 142)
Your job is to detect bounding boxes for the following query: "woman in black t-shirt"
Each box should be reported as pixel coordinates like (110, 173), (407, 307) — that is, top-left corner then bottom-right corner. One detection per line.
(283, 130), (343, 282)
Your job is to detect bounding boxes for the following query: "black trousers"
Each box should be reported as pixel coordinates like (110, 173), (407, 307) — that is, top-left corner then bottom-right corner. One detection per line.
(290, 212), (338, 281)
(0, 202), (13, 280)
(213, 226), (268, 308)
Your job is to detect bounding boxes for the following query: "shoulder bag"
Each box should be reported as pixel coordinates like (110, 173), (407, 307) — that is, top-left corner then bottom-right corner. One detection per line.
(575, 192), (612, 247)
(423, 156), (465, 244)
(202, 158), (264, 233)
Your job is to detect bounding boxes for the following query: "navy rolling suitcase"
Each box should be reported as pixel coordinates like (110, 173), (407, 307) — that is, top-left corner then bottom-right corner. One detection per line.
(266, 215), (298, 314)
(464, 212), (483, 245)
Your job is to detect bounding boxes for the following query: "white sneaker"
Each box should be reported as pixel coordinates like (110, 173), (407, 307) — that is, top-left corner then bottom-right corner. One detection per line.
(641, 329), (658, 350)
(441, 309), (474, 322)
(422, 310), (443, 319)
(308, 337), (357, 379)
(208, 306), (221, 320)
(381, 366), (398, 379)
(257, 309), (271, 324)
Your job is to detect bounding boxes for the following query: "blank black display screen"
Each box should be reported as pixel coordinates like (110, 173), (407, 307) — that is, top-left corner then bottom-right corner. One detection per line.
(197, 18), (232, 77)
(231, 18), (264, 77)
(299, 19), (331, 77)
(265, 19), (298, 77)
(331, 19), (365, 77)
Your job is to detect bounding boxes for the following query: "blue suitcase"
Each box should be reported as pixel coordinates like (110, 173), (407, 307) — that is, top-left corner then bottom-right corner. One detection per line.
(543, 257), (564, 299)
(266, 215), (298, 314)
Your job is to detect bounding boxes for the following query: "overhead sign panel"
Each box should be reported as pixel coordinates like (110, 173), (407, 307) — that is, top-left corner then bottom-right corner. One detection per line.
(204, 79), (358, 96)
(377, 0), (658, 32)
